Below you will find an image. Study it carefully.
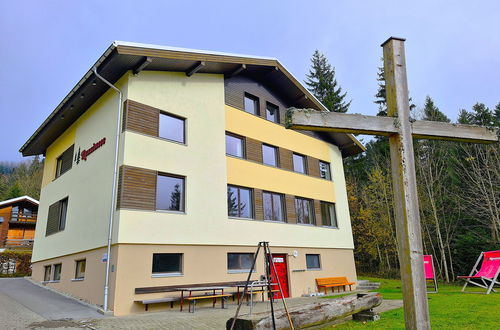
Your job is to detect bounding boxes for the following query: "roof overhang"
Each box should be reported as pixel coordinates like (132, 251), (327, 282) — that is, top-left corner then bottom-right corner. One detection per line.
(20, 41), (364, 158)
(0, 195), (39, 208)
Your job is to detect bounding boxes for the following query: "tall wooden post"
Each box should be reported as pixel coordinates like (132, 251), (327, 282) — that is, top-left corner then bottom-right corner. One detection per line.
(382, 37), (431, 329)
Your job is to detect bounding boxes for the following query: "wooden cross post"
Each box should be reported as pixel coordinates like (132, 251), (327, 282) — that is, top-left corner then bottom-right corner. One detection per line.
(286, 37), (498, 330)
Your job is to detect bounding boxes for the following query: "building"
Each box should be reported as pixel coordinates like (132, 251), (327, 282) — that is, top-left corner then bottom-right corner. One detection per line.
(0, 196), (38, 250)
(20, 42), (364, 316)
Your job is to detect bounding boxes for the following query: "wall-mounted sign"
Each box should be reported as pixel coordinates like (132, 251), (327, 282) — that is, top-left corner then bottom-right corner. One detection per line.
(75, 137), (106, 164)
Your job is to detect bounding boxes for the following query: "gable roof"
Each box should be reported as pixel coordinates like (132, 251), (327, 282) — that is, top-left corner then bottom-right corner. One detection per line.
(0, 196), (39, 208)
(20, 41), (364, 157)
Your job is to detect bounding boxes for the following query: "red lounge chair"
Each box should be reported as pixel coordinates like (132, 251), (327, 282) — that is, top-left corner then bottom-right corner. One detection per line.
(423, 255), (438, 293)
(457, 250), (500, 294)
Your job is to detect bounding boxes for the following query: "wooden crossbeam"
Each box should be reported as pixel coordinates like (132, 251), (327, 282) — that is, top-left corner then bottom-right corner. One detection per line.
(286, 37), (498, 330)
(186, 61), (205, 77)
(226, 64), (246, 78)
(286, 110), (498, 143)
(133, 56), (153, 75)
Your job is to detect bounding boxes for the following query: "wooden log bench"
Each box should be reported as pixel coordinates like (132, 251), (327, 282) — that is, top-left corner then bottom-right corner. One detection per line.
(185, 293), (233, 313)
(316, 277), (355, 294)
(134, 297), (180, 311)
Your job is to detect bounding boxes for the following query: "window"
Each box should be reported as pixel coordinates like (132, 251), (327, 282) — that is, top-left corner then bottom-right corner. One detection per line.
(306, 254), (321, 270)
(319, 161), (331, 180)
(321, 202), (338, 227)
(53, 264), (62, 281)
(262, 144), (278, 167)
(156, 174), (185, 212)
(159, 112), (185, 143)
(152, 253), (182, 275)
(295, 197), (314, 224)
(75, 260), (86, 279)
(226, 133), (245, 158)
(44, 266), (51, 282)
(228, 253), (254, 271)
(263, 192), (285, 221)
(266, 102), (279, 123)
(46, 198), (68, 236)
(55, 145), (74, 178)
(293, 153), (307, 174)
(227, 185), (253, 218)
(244, 93), (259, 115)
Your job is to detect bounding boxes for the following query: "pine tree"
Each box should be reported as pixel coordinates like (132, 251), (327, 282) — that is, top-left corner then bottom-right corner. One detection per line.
(374, 59), (416, 116)
(422, 96), (450, 122)
(305, 50), (351, 113)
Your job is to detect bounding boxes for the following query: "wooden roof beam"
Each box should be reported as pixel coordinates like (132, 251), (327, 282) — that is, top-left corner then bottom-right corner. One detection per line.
(225, 64), (246, 78)
(133, 56), (153, 75)
(186, 61), (205, 77)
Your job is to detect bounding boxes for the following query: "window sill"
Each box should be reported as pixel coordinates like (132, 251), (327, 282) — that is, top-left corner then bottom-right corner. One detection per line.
(152, 273), (183, 278)
(228, 269), (256, 274)
(49, 280), (60, 283)
(263, 219), (287, 224)
(71, 278), (84, 282)
(155, 210), (186, 215)
(307, 268), (322, 271)
(322, 225), (339, 229)
(124, 129), (188, 147)
(229, 216), (255, 221)
(295, 223), (316, 227)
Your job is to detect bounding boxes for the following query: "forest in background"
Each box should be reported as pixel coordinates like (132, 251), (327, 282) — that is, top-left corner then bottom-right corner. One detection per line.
(0, 52), (498, 282)
(307, 51), (499, 280)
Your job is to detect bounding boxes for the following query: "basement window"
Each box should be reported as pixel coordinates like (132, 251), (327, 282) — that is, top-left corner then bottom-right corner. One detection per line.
(75, 260), (86, 279)
(44, 265), (51, 282)
(152, 253), (183, 276)
(228, 253), (254, 272)
(306, 254), (321, 270)
(53, 263), (62, 281)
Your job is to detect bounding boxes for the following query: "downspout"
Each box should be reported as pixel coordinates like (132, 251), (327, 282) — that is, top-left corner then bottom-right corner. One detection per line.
(92, 67), (122, 312)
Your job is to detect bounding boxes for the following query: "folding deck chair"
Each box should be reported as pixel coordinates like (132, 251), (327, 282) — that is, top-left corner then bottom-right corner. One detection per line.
(457, 250), (500, 294)
(423, 255), (438, 293)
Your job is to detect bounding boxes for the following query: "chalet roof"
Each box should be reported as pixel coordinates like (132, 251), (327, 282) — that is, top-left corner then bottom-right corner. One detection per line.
(0, 195), (39, 208)
(20, 41), (364, 157)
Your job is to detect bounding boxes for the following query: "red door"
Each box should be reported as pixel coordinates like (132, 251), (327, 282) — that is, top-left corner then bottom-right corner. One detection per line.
(268, 254), (289, 299)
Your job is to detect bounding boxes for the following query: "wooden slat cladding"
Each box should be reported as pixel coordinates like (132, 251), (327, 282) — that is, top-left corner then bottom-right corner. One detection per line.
(225, 75), (289, 124)
(117, 165), (157, 211)
(123, 100), (159, 137)
(246, 137), (262, 163)
(279, 148), (294, 171)
(307, 156), (321, 178)
(314, 200), (322, 226)
(285, 195), (297, 224)
(254, 189), (263, 220)
(45, 201), (61, 236)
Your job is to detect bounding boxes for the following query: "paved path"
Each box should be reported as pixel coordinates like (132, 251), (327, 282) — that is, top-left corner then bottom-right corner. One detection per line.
(0, 279), (403, 329)
(0, 278), (102, 329)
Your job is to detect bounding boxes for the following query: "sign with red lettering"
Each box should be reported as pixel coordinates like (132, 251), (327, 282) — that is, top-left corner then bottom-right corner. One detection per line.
(75, 137), (106, 163)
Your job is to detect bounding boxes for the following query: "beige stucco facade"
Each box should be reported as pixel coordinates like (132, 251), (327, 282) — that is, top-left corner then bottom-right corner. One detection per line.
(31, 70), (358, 315)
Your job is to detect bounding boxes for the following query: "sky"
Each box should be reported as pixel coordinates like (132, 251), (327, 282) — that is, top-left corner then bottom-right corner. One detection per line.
(1, 0), (499, 161)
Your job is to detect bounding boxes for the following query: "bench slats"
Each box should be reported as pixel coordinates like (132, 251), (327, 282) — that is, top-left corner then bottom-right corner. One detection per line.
(185, 294), (232, 300)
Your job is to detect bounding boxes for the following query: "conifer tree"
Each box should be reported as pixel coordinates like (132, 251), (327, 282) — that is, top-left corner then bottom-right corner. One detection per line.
(374, 59), (416, 116)
(305, 50), (351, 113)
(422, 96), (450, 122)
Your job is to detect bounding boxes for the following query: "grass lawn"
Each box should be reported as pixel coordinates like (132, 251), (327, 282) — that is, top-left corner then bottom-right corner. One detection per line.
(323, 277), (499, 329)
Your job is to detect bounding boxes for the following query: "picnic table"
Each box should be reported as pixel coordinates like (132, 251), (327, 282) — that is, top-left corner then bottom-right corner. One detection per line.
(178, 286), (231, 312)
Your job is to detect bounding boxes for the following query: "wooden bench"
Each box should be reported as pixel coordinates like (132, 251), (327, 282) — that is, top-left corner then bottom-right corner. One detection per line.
(316, 277), (355, 294)
(134, 297), (180, 311)
(185, 294), (233, 312)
